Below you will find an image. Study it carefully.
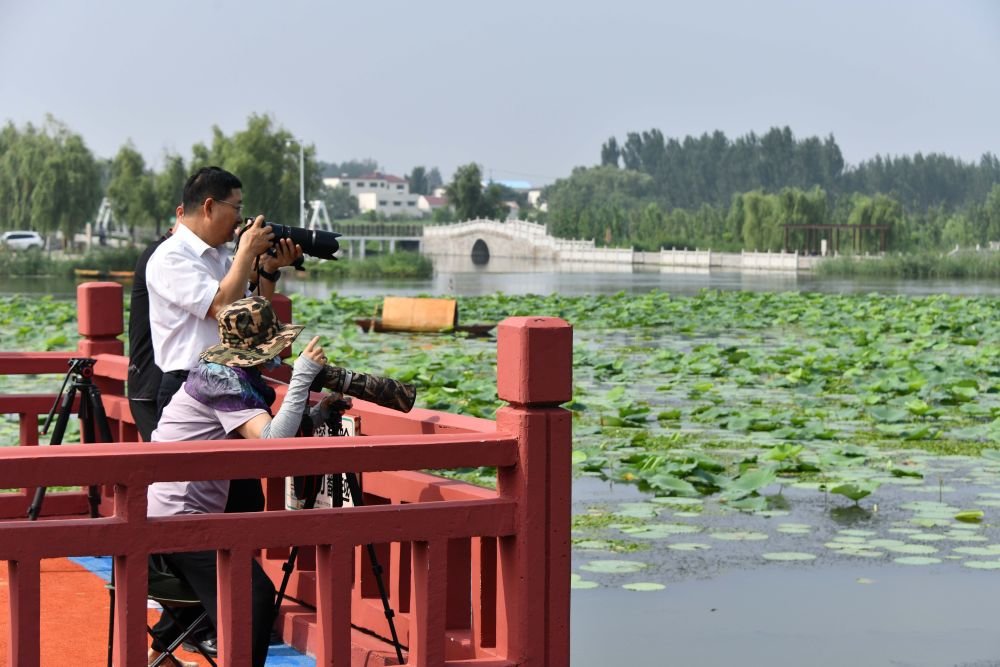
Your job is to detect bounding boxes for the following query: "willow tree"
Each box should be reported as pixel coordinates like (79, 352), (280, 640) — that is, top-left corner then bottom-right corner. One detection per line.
(107, 142), (156, 236)
(154, 153), (187, 235)
(190, 114), (321, 225)
(0, 118), (101, 241)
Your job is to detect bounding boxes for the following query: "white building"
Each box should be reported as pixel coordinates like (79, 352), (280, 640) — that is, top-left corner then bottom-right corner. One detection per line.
(527, 189), (544, 209)
(417, 195), (449, 215)
(323, 172), (422, 218)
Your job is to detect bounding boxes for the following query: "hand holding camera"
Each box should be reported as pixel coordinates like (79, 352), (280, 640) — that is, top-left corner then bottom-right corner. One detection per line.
(237, 217), (340, 262)
(261, 237), (303, 274)
(236, 216), (277, 258)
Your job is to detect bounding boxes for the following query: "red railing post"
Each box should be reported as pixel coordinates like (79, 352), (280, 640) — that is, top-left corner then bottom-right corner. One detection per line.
(494, 316), (572, 667)
(76, 282), (124, 396)
(110, 483), (149, 667)
(6, 558), (40, 667)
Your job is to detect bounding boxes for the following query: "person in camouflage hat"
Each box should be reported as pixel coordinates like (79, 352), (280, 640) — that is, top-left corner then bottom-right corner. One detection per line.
(200, 295), (304, 367)
(146, 296), (327, 667)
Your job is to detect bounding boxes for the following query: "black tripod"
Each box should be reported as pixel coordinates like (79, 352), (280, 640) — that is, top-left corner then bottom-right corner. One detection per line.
(27, 357), (112, 521)
(274, 398), (406, 664)
(26, 358), (117, 666)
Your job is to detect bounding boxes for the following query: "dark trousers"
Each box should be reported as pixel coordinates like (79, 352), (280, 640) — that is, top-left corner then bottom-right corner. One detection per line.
(155, 371), (188, 421)
(150, 550), (275, 667)
(128, 397), (158, 442)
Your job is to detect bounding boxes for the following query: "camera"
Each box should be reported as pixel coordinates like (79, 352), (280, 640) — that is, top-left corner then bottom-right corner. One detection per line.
(238, 219), (342, 262)
(310, 364), (416, 413)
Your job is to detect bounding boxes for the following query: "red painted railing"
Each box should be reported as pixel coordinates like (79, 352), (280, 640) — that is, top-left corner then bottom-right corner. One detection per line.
(0, 283), (572, 667)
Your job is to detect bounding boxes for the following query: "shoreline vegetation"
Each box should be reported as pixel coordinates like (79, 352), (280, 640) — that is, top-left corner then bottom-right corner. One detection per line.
(0, 247), (433, 280)
(0, 246), (143, 278)
(304, 251), (432, 279)
(816, 250), (1000, 279)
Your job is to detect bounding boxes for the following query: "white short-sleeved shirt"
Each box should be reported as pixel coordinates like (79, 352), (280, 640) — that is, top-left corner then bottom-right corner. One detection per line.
(146, 386), (265, 516)
(146, 223), (232, 373)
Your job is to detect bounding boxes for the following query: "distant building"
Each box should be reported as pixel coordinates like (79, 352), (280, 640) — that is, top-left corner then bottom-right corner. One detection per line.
(418, 195), (449, 215)
(323, 172), (422, 218)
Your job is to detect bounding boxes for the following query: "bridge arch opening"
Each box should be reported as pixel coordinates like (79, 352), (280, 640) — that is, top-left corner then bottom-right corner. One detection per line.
(471, 239), (490, 266)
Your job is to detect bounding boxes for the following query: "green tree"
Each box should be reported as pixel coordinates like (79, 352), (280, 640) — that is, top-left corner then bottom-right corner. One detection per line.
(408, 166), (428, 195)
(154, 152), (187, 236)
(544, 166), (653, 240)
(941, 213), (976, 249)
(445, 163), (506, 220)
(601, 137), (620, 167)
(775, 187), (827, 251)
(845, 194), (903, 253)
(426, 167), (444, 193)
(740, 191), (782, 251)
(977, 184), (1000, 243)
(0, 118), (101, 242)
(107, 142), (156, 237)
(431, 205), (455, 223)
(190, 114), (321, 225)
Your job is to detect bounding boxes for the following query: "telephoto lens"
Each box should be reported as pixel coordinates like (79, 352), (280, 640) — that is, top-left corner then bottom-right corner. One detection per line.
(237, 219), (341, 261)
(310, 365), (416, 413)
(271, 224), (341, 260)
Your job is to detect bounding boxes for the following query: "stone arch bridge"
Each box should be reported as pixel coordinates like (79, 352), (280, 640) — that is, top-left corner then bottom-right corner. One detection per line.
(421, 219), (623, 263)
(333, 219), (814, 272)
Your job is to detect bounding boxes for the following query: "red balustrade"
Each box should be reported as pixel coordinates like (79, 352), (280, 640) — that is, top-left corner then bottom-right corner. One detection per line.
(0, 283), (572, 667)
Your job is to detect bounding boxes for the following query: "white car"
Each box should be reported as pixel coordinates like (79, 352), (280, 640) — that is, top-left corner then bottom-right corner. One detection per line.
(1, 231), (44, 250)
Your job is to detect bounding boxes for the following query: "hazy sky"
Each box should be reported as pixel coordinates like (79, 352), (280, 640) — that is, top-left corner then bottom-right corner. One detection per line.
(1, 0), (998, 185)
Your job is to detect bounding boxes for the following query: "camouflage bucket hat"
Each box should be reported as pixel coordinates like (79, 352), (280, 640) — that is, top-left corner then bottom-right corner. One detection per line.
(200, 296), (304, 368)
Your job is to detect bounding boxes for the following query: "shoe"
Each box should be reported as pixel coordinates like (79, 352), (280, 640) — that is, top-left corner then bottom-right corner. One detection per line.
(181, 637), (218, 657)
(147, 648), (198, 667)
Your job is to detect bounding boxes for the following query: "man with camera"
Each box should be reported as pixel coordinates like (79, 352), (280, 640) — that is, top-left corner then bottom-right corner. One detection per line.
(146, 166), (303, 416)
(143, 167), (303, 659)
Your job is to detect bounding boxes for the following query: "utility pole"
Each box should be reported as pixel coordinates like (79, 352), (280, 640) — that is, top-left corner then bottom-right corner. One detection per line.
(299, 142), (305, 228)
(289, 139), (306, 227)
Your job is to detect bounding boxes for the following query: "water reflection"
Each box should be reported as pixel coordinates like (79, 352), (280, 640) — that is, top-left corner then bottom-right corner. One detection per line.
(5, 254), (1000, 300)
(573, 567), (1000, 667)
(281, 255), (1000, 299)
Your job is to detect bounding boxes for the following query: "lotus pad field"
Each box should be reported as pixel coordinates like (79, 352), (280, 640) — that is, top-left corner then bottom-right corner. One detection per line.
(2, 290), (1000, 591)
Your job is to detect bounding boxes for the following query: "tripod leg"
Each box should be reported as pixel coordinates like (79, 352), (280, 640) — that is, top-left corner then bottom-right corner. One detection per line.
(78, 388), (103, 518)
(86, 382), (115, 443)
(82, 382), (114, 518)
(345, 473), (406, 664)
(273, 475), (323, 619)
(27, 385), (78, 520)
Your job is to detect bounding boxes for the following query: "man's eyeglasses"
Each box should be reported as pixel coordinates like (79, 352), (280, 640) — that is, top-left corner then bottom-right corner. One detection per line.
(213, 199), (243, 215)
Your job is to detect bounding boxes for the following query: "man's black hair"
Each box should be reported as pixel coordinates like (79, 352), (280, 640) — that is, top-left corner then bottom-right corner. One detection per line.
(182, 167), (243, 212)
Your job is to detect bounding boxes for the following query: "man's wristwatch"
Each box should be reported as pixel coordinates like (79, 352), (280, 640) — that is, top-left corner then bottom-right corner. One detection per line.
(258, 267), (281, 283)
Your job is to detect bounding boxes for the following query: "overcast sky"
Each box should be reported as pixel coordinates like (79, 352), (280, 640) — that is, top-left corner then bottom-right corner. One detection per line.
(1, 0), (998, 185)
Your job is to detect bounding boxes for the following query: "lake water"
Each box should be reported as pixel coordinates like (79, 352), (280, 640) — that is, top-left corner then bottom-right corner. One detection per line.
(8, 255), (1000, 300)
(6, 256), (1000, 666)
